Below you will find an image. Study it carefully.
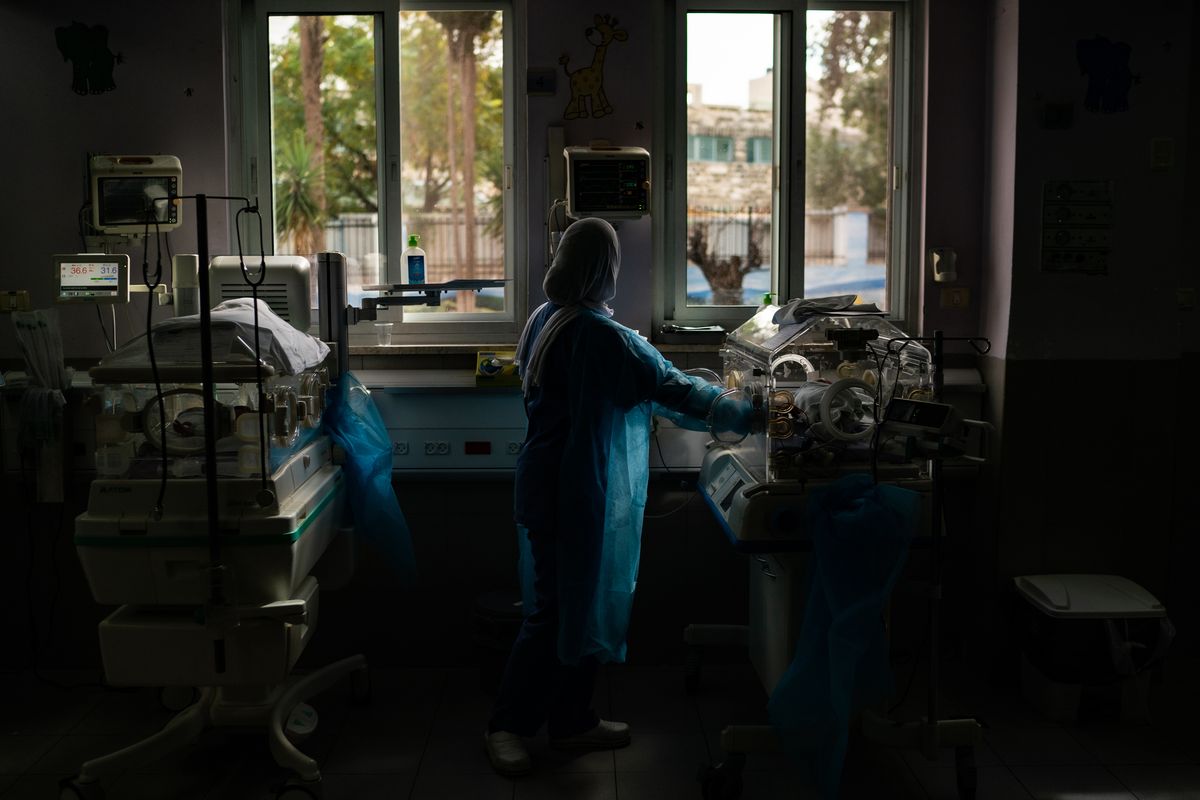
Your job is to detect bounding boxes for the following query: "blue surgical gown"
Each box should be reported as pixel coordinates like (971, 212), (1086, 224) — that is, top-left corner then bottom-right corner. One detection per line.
(515, 304), (719, 665)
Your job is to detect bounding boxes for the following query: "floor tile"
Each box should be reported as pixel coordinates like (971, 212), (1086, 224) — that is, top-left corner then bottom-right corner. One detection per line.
(985, 725), (1097, 766)
(525, 740), (616, 774)
(26, 735), (144, 775)
(0, 687), (102, 736)
(419, 726), (503, 774)
(71, 690), (175, 737)
(108, 769), (212, 800)
(609, 667), (701, 733)
(2, 772), (104, 800)
(199, 758), (284, 800)
(409, 769), (512, 799)
(1109, 764), (1200, 800)
(319, 771), (419, 799)
(613, 731), (709, 776)
(912, 765), (1034, 800)
(1065, 722), (1195, 765)
(1010, 764), (1137, 800)
(900, 737), (1002, 771)
(0, 736), (58, 775)
(514, 770), (616, 800)
(738, 770), (822, 800)
(322, 731), (427, 774)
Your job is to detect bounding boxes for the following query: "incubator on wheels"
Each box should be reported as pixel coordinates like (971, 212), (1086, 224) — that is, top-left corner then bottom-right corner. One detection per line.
(63, 295), (367, 800)
(702, 299), (932, 546)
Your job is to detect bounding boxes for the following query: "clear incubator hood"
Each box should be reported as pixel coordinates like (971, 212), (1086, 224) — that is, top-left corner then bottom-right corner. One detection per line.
(719, 302), (932, 483)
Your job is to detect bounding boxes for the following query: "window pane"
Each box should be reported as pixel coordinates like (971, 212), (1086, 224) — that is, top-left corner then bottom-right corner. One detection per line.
(400, 10), (506, 316)
(805, 10), (892, 309)
(686, 13), (776, 307)
(269, 15), (380, 308)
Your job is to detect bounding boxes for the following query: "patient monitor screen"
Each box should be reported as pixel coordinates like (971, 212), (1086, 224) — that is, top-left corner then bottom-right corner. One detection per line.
(97, 176), (179, 227)
(56, 257), (128, 303)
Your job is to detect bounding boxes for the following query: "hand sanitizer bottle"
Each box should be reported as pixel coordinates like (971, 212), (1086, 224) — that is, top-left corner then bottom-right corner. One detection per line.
(404, 234), (425, 285)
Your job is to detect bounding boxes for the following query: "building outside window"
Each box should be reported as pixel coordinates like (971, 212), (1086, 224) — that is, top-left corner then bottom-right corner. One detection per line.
(746, 136), (772, 164)
(686, 133), (735, 162)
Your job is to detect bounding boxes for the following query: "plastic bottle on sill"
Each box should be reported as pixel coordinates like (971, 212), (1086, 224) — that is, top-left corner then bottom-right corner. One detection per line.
(404, 234), (426, 285)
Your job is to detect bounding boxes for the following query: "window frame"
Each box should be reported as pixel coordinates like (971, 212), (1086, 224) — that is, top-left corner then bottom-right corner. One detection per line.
(226, 0), (528, 344)
(653, 0), (919, 338)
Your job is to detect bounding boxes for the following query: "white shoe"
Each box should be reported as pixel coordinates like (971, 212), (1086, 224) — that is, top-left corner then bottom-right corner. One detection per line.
(484, 730), (532, 776)
(550, 719), (632, 750)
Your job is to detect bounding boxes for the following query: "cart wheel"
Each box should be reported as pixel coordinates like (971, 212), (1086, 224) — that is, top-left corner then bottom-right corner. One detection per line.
(698, 753), (745, 800)
(58, 777), (104, 800)
(955, 745), (977, 800)
(159, 685), (199, 713)
(685, 645), (703, 696)
(350, 665), (372, 705)
(276, 778), (322, 800)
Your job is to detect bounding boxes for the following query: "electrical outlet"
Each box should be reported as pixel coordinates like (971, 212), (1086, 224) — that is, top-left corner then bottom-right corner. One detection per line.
(527, 68), (557, 95)
(506, 441), (522, 455)
(940, 287), (970, 310)
(1178, 288), (1197, 310)
(435, 441), (450, 455)
(393, 441), (409, 456)
(424, 441), (437, 455)
(0, 290), (31, 312)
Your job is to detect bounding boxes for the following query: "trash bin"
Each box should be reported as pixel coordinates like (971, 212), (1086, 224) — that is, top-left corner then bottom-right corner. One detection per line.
(474, 589), (525, 696)
(1014, 574), (1174, 723)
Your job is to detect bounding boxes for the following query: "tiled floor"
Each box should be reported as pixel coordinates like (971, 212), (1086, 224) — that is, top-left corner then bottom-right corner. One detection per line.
(2, 660), (1199, 799)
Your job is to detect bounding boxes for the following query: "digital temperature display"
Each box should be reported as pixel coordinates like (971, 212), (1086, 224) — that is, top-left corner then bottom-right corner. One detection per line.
(61, 262), (120, 290)
(54, 254), (129, 304)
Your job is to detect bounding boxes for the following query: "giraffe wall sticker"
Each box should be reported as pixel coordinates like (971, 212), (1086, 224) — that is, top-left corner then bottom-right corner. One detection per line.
(559, 14), (628, 120)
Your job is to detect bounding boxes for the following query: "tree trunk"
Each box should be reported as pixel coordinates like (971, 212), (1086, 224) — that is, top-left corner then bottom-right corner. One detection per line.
(457, 26), (479, 312)
(443, 29), (462, 286)
(299, 16), (326, 259)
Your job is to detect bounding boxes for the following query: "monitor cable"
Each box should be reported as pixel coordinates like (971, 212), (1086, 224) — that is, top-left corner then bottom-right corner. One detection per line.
(143, 210), (169, 520)
(234, 202), (272, 505)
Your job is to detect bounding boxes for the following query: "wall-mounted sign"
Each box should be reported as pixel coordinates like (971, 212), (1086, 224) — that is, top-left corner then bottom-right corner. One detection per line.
(1041, 180), (1112, 275)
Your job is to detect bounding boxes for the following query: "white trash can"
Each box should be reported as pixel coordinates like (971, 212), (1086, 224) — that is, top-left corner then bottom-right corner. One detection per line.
(1014, 574), (1174, 723)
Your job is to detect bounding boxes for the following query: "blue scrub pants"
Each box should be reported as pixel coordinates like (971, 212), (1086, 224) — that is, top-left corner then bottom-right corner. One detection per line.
(488, 527), (600, 738)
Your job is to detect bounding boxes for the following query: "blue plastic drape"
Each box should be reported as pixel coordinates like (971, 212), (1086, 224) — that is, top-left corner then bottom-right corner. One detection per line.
(767, 473), (919, 798)
(324, 372), (416, 585)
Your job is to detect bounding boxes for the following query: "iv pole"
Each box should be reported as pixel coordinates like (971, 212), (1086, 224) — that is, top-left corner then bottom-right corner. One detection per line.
(154, 192), (258, 674)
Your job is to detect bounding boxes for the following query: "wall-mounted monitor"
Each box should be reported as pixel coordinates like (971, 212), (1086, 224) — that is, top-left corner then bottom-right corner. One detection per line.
(54, 253), (130, 304)
(565, 146), (650, 220)
(90, 155), (182, 235)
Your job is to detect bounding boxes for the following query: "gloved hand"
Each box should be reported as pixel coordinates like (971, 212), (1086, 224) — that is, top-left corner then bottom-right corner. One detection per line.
(710, 392), (756, 436)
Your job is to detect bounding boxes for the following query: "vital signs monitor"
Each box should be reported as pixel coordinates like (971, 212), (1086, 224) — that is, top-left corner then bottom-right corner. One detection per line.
(54, 253), (130, 304)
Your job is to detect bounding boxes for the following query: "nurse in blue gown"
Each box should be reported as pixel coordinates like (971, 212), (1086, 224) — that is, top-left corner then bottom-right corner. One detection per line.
(484, 218), (751, 775)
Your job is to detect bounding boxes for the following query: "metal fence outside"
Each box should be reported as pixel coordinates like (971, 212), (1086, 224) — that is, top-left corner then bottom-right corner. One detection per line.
(687, 207), (887, 264)
(320, 212), (505, 283)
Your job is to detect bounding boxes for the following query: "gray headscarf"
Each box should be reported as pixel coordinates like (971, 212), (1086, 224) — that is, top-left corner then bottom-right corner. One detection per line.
(517, 218), (621, 395)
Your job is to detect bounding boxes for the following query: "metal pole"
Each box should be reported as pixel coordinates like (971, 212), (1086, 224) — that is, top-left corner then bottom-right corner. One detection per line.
(195, 194), (227, 672)
(927, 329), (944, 730)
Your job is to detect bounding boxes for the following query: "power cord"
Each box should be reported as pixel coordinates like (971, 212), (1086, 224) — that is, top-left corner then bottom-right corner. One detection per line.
(94, 306), (114, 353)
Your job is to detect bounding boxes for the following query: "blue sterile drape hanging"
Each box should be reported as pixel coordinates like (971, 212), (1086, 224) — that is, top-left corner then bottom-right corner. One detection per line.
(324, 372), (416, 585)
(767, 473), (919, 798)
